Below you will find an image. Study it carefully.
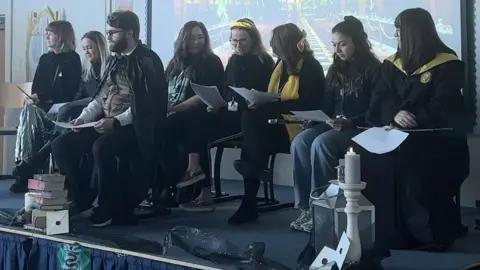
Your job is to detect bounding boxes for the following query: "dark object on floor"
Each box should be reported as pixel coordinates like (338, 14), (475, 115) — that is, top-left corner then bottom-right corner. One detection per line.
(163, 225), (290, 269)
(9, 177), (28, 193)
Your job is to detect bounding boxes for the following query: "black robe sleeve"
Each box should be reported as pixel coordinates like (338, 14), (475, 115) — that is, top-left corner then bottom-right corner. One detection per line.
(366, 61), (398, 127)
(131, 46), (168, 168)
(409, 61), (464, 128)
(31, 54), (49, 101)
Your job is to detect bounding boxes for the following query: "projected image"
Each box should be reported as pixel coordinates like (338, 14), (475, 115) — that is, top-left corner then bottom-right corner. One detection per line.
(151, 0), (461, 73)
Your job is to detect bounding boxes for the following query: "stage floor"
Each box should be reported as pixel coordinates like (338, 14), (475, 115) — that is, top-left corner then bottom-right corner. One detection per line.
(1, 179), (480, 269)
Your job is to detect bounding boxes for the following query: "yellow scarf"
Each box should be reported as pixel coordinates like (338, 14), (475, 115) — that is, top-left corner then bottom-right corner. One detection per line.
(267, 60), (304, 141)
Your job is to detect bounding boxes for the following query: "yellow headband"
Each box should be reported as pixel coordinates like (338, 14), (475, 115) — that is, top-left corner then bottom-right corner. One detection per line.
(231, 21), (252, 29)
(297, 30), (307, 53)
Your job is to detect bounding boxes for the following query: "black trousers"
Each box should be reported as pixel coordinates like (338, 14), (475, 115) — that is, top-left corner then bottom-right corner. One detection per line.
(26, 98), (90, 167)
(162, 109), (242, 189)
(240, 104), (290, 201)
(52, 125), (138, 213)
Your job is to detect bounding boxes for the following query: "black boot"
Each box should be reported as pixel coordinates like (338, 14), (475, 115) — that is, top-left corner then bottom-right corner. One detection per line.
(12, 160), (36, 178)
(9, 175), (29, 193)
(228, 199), (258, 224)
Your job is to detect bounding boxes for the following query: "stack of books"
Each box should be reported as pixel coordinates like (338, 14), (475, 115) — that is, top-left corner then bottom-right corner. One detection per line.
(23, 174), (70, 235)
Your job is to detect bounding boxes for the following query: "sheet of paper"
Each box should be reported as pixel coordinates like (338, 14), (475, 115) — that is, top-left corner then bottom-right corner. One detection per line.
(190, 82), (227, 108)
(352, 127), (409, 154)
(309, 233), (350, 270)
(229, 86), (280, 105)
(47, 103), (68, 114)
(52, 121), (96, 129)
(291, 110), (332, 122)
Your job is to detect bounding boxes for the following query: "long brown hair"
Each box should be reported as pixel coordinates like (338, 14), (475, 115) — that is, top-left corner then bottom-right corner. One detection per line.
(270, 23), (313, 75)
(394, 8), (455, 74)
(166, 21), (213, 79)
(328, 16), (380, 95)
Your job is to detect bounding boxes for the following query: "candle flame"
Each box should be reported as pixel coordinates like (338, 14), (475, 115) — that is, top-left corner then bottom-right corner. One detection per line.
(347, 147), (354, 153)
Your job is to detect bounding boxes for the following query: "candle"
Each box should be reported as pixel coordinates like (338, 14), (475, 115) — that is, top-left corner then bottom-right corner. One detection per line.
(24, 192), (34, 212)
(345, 147), (361, 184)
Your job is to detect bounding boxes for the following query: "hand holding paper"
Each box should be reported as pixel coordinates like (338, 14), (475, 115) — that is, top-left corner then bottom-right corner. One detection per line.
(190, 82), (227, 109)
(229, 86), (280, 108)
(352, 127), (409, 154)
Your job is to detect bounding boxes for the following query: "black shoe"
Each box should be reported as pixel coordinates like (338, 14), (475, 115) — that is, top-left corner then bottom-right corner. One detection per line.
(12, 161), (36, 177)
(89, 208), (112, 228)
(69, 204), (94, 220)
(9, 176), (29, 194)
(228, 201), (258, 225)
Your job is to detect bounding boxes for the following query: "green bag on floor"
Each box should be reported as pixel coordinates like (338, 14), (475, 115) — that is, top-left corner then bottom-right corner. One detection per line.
(56, 243), (91, 270)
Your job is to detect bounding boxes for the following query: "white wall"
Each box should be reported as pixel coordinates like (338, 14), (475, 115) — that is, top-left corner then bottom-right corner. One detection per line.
(9, 0), (109, 82)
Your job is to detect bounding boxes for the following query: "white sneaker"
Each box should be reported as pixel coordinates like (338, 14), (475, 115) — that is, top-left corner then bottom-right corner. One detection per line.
(290, 209), (312, 232)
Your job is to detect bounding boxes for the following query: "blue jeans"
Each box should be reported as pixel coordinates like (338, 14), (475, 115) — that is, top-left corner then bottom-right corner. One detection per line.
(290, 123), (330, 210)
(291, 125), (362, 210)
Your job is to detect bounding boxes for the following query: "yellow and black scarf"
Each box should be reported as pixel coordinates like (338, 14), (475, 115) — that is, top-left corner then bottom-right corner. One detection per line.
(267, 31), (308, 141)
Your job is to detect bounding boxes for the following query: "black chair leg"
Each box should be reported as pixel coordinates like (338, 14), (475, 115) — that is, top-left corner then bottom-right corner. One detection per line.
(211, 146), (243, 203)
(257, 154), (294, 212)
(212, 146), (229, 198)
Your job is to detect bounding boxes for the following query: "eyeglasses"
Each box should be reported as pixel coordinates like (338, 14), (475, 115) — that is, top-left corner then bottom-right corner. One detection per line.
(106, 29), (124, 36)
(230, 38), (249, 45)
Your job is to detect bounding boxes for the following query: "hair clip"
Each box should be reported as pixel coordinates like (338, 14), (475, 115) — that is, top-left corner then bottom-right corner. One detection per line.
(296, 30), (307, 53)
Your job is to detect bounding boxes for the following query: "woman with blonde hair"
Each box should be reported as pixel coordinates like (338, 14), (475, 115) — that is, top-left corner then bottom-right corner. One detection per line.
(10, 29), (110, 193)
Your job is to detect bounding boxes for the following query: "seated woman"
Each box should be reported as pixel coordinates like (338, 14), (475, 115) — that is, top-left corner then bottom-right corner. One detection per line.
(162, 21), (224, 209)
(178, 18), (275, 211)
(10, 21), (82, 193)
(229, 23), (328, 224)
(366, 8), (469, 251)
(289, 16), (380, 233)
(11, 31), (109, 193)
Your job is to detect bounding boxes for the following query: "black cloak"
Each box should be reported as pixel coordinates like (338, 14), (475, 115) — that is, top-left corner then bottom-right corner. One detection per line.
(93, 44), (168, 207)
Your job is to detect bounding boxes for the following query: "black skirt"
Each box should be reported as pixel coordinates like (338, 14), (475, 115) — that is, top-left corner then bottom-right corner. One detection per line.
(359, 132), (469, 251)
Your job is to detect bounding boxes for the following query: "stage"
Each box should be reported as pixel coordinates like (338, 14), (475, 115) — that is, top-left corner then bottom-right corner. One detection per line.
(1, 179), (480, 269)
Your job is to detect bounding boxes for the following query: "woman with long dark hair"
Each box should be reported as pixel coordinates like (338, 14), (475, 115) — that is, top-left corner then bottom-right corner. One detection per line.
(289, 16), (380, 233)
(162, 21), (225, 210)
(178, 18), (275, 211)
(10, 21), (82, 193)
(366, 8), (469, 251)
(229, 23), (328, 224)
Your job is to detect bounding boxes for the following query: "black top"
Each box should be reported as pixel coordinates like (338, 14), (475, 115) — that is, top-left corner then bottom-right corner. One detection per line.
(367, 55), (465, 132)
(31, 51), (82, 110)
(223, 53), (274, 112)
(272, 54), (327, 114)
(166, 53), (225, 105)
(325, 64), (381, 126)
(75, 62), (101, 100)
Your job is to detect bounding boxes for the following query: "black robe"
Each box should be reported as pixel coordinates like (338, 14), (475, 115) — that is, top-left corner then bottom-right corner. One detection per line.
(93, 44), (168, 207)
(363, 53), (469, 251)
